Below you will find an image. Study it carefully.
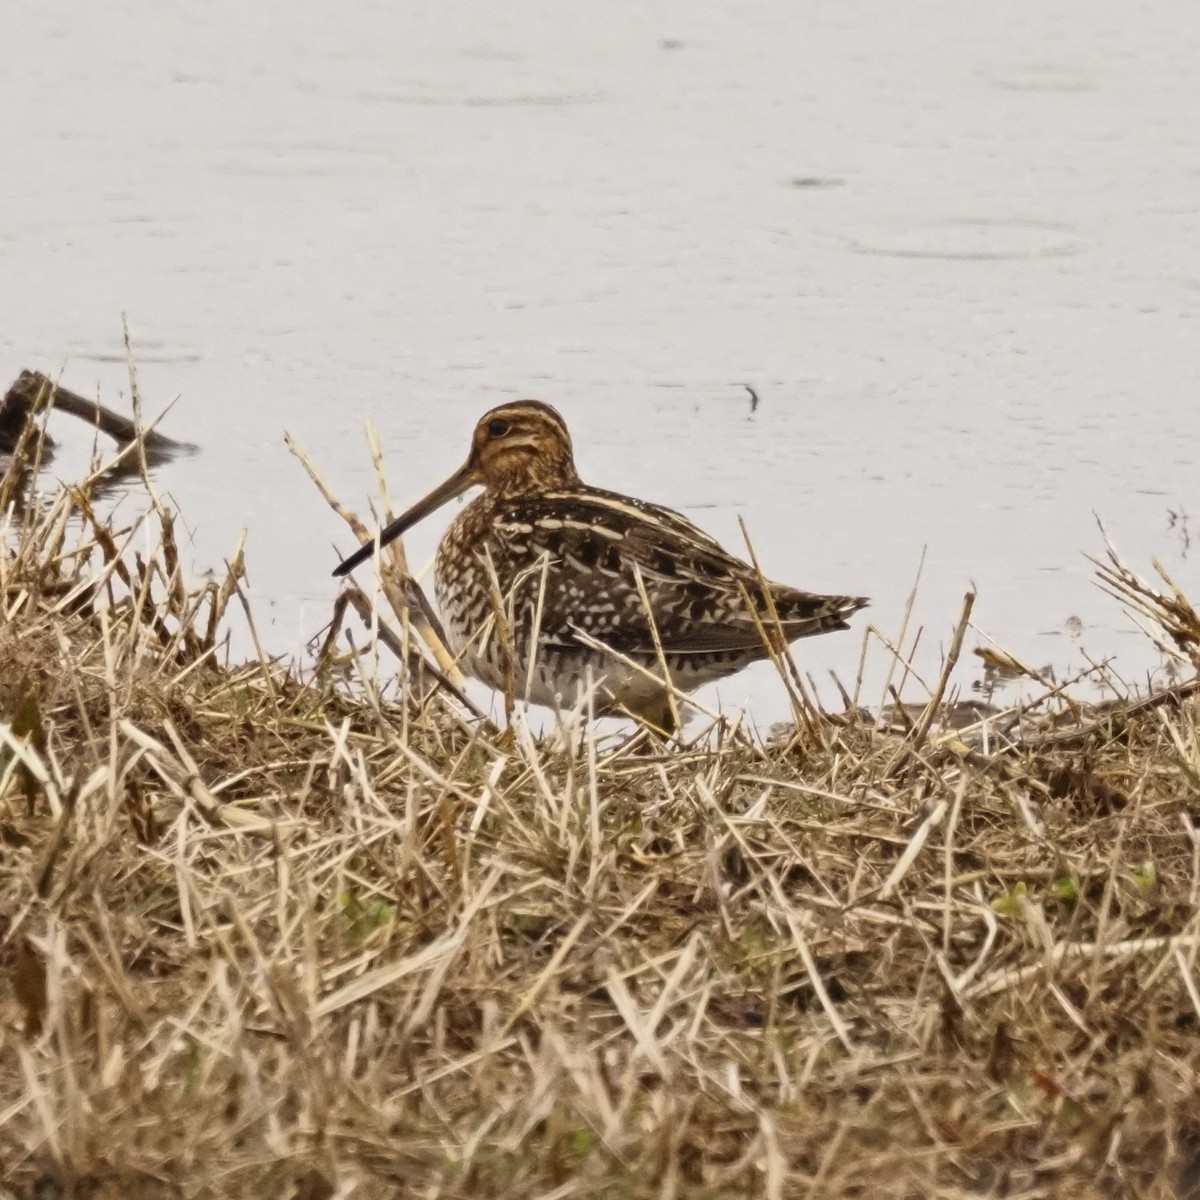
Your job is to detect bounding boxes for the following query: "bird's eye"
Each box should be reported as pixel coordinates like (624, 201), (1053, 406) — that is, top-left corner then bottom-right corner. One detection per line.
(487, 418), (509, 438)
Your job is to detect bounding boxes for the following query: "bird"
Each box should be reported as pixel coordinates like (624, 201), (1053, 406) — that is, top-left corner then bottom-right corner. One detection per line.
(333, 400), (867, 732)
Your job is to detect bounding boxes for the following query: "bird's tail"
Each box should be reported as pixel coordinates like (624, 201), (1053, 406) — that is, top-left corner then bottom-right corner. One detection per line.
(776, 591), (869, 639)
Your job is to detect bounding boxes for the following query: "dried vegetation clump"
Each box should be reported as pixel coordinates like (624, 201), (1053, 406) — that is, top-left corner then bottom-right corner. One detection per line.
(2, 434), (1200, 1199)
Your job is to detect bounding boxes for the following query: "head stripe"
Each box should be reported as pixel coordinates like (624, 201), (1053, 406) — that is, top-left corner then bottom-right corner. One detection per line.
(482, 400), (572, 447)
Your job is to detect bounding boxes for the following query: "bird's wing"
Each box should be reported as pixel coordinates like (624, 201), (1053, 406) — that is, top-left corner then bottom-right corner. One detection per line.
(493, 489), (861, 659)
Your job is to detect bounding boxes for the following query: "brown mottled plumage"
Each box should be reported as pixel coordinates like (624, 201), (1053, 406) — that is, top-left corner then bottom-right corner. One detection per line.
(334, 401), (867, 731)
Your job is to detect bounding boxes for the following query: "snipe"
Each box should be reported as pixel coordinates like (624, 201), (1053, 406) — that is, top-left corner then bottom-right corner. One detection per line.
(334, 401), (867, 731)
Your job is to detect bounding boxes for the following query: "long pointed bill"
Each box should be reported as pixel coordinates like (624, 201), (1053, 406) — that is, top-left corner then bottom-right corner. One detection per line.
(332, 460), (476, 577)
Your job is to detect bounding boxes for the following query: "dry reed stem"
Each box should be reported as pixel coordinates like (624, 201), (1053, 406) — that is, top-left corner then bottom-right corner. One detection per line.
(737, 517), (822, 740)
(910, 589), (975, 747)
(286, 430), (463, 688)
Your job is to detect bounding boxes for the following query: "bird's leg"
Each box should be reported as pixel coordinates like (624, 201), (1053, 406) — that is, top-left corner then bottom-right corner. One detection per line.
(631, 693), (678, 739)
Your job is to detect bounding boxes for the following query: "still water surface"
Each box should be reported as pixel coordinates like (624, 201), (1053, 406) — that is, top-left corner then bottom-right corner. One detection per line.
(3, 1), (1198, 724)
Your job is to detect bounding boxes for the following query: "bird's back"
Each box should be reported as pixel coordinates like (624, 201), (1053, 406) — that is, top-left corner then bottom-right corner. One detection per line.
(434, 484), (866, 668)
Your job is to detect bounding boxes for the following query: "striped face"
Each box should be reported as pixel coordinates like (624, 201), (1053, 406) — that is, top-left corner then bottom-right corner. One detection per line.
(331, 400), (581, 576)
(468, 401), (580, 494)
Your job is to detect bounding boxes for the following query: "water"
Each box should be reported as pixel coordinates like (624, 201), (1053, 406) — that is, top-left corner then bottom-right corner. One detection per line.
(3, 0), (1198, 725)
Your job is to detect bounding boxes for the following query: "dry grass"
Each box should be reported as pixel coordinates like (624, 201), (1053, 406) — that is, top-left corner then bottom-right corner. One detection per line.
(2, 448), (1200, 1199)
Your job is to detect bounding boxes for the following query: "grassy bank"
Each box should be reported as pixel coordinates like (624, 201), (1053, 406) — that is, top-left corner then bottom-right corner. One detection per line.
(2, 452), (1199, 1198)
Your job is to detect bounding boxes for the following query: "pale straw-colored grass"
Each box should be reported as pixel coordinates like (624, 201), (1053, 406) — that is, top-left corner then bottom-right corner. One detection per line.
(2, 434), (1199, 1199)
